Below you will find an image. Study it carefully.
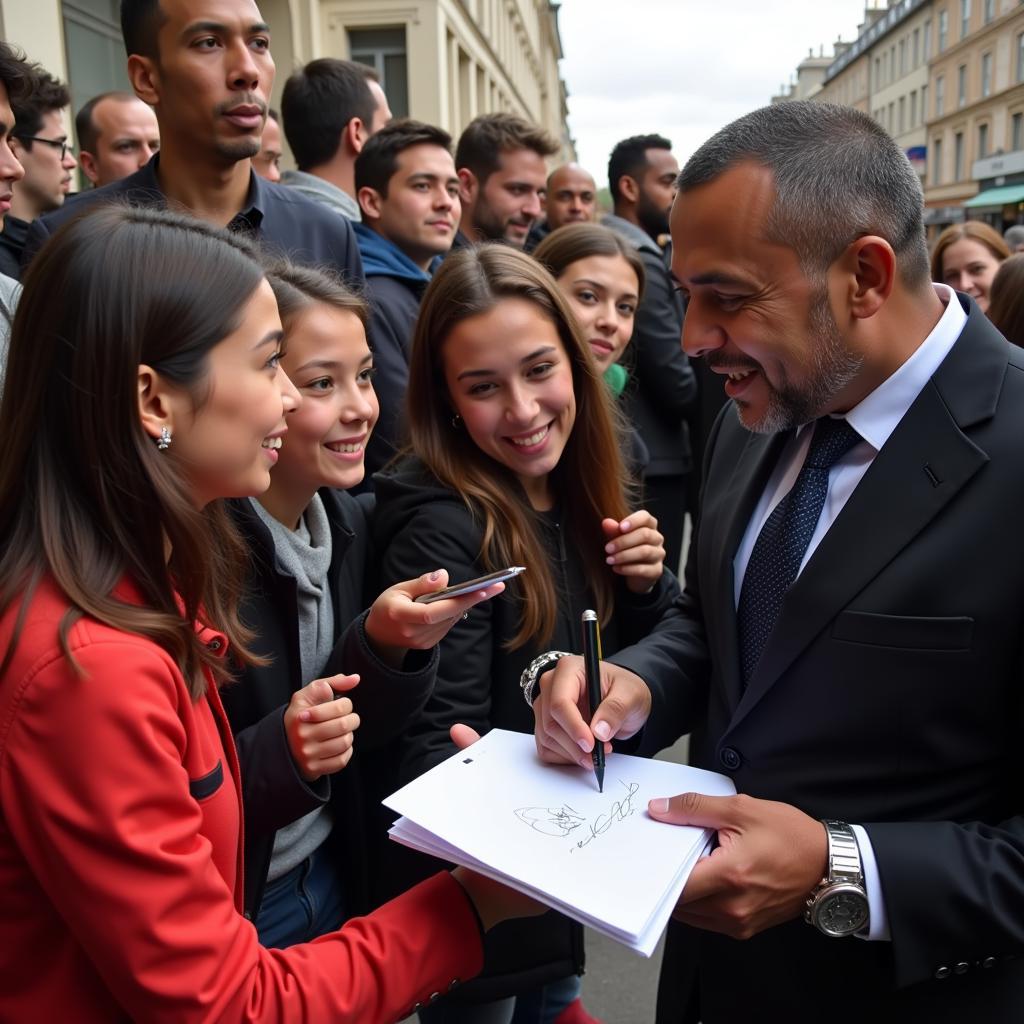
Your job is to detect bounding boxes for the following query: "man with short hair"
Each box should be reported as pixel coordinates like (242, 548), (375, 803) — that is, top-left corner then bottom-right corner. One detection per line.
(454, 112), (558, 248)
(1003, 224), (1024, 253)
(76, 91), (160, 187)
(251, 107), (281, 182)
(0, 41), (29, 374)
(525, 162), (596, 251)
(537, 100), (1024, 1022)
(353, 119), (459, 476)
(279, 59), (391, 220)
(25, 0), (362, 289)
(1, 69), (76, 279)
(604, 133), (696, 572)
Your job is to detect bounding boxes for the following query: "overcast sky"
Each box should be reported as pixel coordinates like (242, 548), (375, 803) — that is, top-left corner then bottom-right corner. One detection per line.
(558, 0), (875, 184)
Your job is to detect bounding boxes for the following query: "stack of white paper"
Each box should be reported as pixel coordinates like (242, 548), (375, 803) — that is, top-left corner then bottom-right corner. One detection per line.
(385, 729), (736, 956)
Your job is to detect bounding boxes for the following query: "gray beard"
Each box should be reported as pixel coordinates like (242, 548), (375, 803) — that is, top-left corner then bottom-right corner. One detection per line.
(742, 285), (863, 435)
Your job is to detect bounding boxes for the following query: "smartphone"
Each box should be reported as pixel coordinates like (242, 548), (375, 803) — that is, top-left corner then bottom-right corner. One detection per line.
(415, 566), (526, 603)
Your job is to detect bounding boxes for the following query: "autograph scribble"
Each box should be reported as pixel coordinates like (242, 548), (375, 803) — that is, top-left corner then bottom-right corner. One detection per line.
(514, 781), (640, 851)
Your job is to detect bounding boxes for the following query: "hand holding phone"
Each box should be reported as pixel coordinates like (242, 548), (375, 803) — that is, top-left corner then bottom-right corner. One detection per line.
(415, 566), (526, 603)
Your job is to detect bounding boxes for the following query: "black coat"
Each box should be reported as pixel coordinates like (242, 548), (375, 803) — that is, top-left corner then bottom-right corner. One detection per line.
(604, 215), (697, 478)
(362, 272), (428, 479)
(220, 490), (437, 920)
(613, 299), (1024, 1022)
(372, 456), (680, 999)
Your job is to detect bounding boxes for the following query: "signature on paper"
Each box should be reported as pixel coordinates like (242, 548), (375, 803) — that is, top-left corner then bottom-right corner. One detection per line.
(514, 780), (640, 852)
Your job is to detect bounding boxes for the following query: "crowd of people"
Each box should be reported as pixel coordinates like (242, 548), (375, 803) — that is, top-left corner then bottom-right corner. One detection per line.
(2, 0), (1024, 1022)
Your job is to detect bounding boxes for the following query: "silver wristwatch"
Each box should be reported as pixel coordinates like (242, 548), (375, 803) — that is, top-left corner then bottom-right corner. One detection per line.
(804, 819), (870, 938)
(519, 651), (572, 708)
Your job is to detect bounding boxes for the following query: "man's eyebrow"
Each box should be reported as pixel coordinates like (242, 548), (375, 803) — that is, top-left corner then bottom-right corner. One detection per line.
(183, 19), (270, 37)
(683, 272), (753, 289)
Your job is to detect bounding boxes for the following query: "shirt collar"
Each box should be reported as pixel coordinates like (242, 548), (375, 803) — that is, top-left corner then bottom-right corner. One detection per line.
(843, 283), (966, 453)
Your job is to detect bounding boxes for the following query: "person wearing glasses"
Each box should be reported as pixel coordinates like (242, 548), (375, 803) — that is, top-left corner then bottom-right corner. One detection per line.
(0, 67), (76, 280)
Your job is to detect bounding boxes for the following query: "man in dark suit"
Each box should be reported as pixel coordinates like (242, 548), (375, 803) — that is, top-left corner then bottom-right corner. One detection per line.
(531, 101), (1024, 1022)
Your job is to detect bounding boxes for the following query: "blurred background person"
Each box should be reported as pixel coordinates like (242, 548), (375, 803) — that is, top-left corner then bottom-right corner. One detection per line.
(987, 252), (1024, 347)
(281, 59), (391, 220)
(526, 163), (597, 251)
(0, 41), (29, 367)
(76, 91), (159, 188)
(251, 107), (281, 182)
(1003, 224), (1024, 254)
(930, 220), (1009, 315)
(603, 134), (696, 573)
(1, 67), (75, 279)
(353, 119), (460, 478)
(455, 113), (557, 248)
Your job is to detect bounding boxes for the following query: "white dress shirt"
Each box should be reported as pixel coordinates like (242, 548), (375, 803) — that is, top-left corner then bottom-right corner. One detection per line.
(731, 284), (968, 940)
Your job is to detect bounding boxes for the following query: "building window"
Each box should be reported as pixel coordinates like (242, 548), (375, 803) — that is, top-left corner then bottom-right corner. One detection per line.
(934, 137), (944, 184)
(910, 90), (918, 126)
(874, 56), (882, 89)
(924, 19), (933, 61)
(984, 0), (995, 22)
(960, 0), (971, 39)
(913, 27), (921, 67)
(1013, 112), (1024, 151)
(936, 74), (946, 116)
(979, 122), (990, 157)
(922, 84), (928, 122)
(349, 27), (409, 119)
(62, 0), (132, 119)
(958, 63), (967, 107)
(1018, 32), (1024, 82)
(954, 131), (964, 180)
(899, 96), (906, 134)
(939, 9), (948, 52)
(982, 51), (993, 96)
(889, 101), (896, 131)
(899, 39), (906, 77)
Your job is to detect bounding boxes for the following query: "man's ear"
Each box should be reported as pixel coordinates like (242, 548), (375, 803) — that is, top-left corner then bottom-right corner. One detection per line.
(138, 363), (177, 445)
(617, 174), (640, 205)
(357, 185), (384, 222)
(457, 167), (477, 205)
(341, 117), (367, 156)
(837, 235), (896, 321)
(79, 151), (100, 186)
(127, 55), (160, 107)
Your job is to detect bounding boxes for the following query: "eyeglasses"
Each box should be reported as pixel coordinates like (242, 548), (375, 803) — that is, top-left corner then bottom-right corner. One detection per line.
(14, 135), (70, 160)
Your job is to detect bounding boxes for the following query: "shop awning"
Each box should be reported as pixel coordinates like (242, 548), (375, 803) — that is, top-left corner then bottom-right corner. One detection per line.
(964, 184), (1024, 208)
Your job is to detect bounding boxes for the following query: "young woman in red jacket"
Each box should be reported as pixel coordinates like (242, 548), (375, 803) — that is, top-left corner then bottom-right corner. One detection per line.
(0, 204), (534, 1024)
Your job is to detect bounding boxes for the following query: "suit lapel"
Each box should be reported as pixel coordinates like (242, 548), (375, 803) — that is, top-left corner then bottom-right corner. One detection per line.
(728, 306), (1005, 730)
(702, 423), (792, 710)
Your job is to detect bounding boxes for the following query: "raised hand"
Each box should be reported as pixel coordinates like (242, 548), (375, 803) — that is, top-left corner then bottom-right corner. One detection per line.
(283, 673), (361, 782)
(602, 510), (667, 593)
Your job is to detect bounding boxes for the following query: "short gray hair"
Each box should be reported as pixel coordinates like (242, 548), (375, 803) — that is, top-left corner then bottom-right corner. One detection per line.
(677, 102), (930, 288)
(1003, 225), (1024, 249)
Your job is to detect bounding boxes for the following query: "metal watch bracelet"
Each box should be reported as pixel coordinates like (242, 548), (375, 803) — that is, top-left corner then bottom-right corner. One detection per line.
(519, 651), (572, 708)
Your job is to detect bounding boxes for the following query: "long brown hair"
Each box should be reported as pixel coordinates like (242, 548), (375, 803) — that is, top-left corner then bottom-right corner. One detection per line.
(532, 222), (647, 300)
(406, 244), (633, 649)
(0, 205), (269, 697)
(988, 253), (1024, 346)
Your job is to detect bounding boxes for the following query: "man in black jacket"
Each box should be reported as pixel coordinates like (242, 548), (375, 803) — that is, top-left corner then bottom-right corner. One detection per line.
(604, 134), (696, 573)
(23, 0), (363, 287)
(353, 120), (460, 477)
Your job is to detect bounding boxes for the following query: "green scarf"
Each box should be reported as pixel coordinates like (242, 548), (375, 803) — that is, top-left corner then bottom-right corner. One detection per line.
(603, 361), (628, 398)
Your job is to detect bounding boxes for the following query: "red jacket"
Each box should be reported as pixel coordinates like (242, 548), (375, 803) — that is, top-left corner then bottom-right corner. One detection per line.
(0, 578), (482, 1022)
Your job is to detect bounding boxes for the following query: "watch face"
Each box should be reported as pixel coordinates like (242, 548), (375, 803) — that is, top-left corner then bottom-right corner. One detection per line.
(815, 886), (869, 937)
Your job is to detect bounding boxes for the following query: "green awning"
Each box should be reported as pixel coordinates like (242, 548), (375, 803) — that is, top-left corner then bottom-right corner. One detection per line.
(964, 184), (1024, 208)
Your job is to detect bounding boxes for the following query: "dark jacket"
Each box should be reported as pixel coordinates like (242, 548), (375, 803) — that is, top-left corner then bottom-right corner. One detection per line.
(372, 456), (680, 999)
(22, 155), (364, 287)
(220, 489), (438, 919)
(0, 214), (28, 280)
(524, 218), (552, 253)
(353, 223), (432, 478)
(604, 213), (697, 478)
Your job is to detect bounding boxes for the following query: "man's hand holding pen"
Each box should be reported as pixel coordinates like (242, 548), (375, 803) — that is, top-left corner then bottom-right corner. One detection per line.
(532, 655), (652, 770)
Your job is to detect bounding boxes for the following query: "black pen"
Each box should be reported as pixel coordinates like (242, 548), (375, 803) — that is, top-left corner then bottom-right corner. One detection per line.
(581, 609), (605, 793)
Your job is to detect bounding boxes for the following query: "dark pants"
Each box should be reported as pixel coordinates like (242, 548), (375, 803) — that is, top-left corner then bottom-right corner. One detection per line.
(256, 843), (346, 948)
(418, 974), (581, 1024)
(643, 473), (688, 576)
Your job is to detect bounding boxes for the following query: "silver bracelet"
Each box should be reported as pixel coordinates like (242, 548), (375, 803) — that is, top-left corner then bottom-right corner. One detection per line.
(519, 651), (572, 708)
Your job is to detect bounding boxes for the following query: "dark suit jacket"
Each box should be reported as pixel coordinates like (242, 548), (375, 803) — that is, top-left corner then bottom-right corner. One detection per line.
(612, 296), (1024, 1022)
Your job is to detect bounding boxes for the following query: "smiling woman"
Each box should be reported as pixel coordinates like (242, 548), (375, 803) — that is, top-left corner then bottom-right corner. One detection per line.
(0, 205), (539, 1022)
(373, 244), (679, 1022)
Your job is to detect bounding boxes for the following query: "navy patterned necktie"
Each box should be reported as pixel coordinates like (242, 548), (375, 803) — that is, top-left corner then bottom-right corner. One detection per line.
(737, 417), (862, 687)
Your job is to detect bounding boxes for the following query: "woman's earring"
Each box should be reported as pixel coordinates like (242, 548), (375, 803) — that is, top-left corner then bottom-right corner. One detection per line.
(157, 426), (172, 451)
(451, 414), (462, 430)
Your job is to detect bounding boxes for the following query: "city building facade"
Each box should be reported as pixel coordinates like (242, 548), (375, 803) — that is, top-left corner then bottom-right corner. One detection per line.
(0, 0), (574, 168)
